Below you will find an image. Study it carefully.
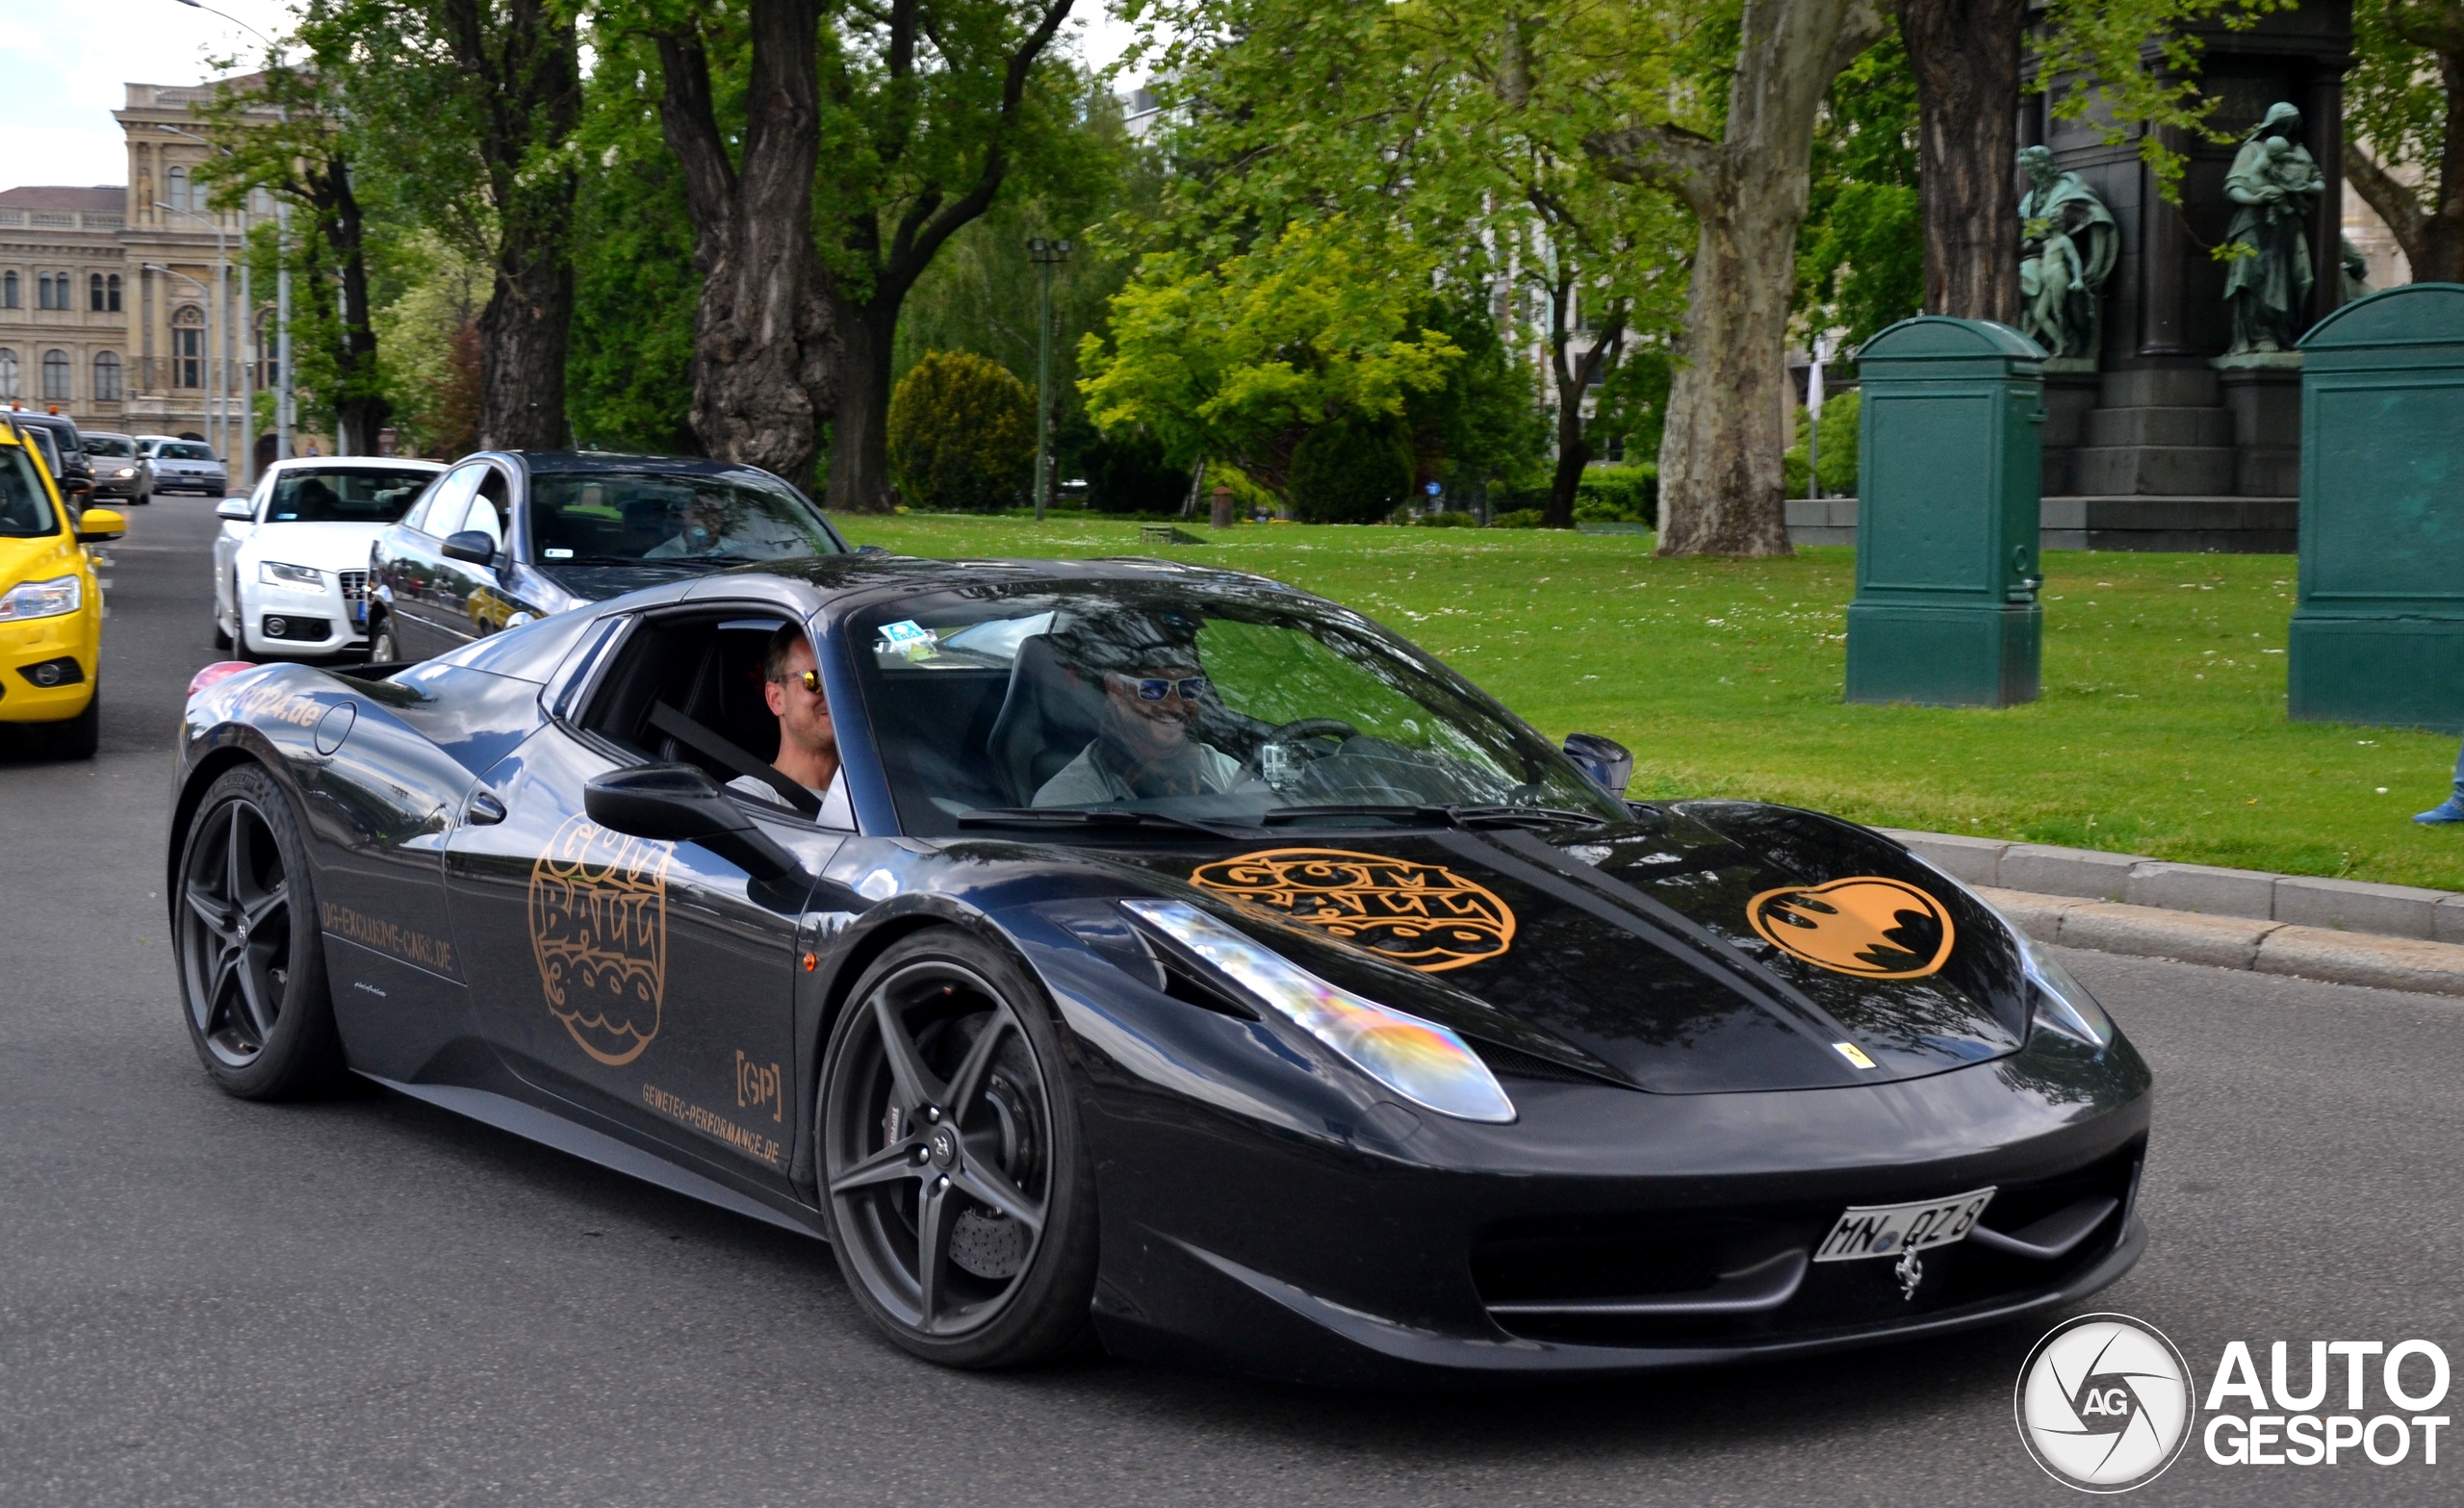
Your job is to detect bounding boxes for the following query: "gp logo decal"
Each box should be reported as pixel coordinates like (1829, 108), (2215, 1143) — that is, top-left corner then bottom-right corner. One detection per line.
(528, 816), (673, 1064)
(1189, 848), (1515, 972)
(1746, 876), (1955, 980)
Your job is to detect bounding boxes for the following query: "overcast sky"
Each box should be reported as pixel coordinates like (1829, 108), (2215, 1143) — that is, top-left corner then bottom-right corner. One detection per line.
(0, 0), (1139, 192)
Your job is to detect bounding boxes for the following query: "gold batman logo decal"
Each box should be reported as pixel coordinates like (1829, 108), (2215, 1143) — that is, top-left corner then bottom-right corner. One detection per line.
(1746, 876), (1955, 980)
(528, 816), (674, 1065)
(1189, 848), (1515, 972)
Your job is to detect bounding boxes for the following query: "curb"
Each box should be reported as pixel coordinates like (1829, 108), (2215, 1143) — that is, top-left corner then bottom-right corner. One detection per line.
(1976, 886), (2464, 998)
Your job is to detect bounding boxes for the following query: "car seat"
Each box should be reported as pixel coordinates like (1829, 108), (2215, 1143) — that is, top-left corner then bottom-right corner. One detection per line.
(985, 633), (1106, 805)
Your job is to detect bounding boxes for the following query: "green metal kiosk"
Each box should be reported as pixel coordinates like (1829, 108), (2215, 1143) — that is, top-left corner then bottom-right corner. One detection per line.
(2288, 283), (2464, 729)
(1844, 317), (2046, 707)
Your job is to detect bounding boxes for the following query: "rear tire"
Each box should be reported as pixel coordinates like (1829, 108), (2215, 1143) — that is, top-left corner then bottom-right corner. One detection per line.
(172, 764), (345, 1099)
(819, 930), (1099, 1368)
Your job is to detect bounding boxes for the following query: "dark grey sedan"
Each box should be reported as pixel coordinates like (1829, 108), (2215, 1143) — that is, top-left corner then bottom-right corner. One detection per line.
(365, 450), (855, 662)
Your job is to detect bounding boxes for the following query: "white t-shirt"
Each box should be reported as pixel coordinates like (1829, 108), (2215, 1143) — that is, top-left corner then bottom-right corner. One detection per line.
(727, 767), (855, 829)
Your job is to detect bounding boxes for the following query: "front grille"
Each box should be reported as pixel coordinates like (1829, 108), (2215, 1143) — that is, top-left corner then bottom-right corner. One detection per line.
(1472, 1140), (2143, 1348)
(338, 570), (369, 603)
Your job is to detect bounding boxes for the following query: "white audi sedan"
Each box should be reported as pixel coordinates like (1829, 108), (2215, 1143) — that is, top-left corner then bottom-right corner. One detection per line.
(212, 457), (447, 659)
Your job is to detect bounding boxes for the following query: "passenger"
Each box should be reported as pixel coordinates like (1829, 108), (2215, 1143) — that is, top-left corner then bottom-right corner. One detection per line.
(1033, 613), (1246, 805)
(645, 491), (731, 558)
(729, 623), (855, 826)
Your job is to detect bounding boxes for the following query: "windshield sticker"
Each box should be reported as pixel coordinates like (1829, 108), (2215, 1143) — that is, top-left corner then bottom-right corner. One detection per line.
(1189, 848), (1515, 973)
(543, 547), (574, 559)
(876, 618), (937, 659)
(1747, 876), (1955, 980)
(529, 816), (674, 1065)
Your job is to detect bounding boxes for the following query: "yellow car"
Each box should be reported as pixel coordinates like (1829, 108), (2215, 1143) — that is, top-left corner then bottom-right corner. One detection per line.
(1, 420), (123, 758)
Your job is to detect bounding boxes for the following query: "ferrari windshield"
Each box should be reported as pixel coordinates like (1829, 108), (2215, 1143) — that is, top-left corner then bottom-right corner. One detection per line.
(265, 467), (438, 523)
(528, 470), (840, 566)
(1, 445), (59, 536)
(850, 580), (1625, 836)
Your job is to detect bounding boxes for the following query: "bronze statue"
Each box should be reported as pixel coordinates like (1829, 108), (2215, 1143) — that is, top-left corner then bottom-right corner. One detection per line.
(2017, 145), (2117, 363)
(2221, 102), (2323, 355)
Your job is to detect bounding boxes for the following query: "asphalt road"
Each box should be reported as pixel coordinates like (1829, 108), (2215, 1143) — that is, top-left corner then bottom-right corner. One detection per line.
(3, 498), (2459, 1506)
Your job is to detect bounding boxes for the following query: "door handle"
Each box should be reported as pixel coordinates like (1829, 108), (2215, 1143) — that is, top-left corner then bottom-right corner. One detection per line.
(464, 790), (508, 826)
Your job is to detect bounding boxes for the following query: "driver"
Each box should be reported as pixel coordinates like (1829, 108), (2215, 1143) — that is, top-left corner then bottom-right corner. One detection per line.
(1033, 611), (1246, 805)
(645, 491), (730, 558)
(727, 624), (854, 826)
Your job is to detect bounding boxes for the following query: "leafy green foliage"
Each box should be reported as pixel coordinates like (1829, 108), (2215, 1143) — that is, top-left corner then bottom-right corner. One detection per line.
(1783, 390), (1860, 497)
(1573, 466), (1658, 526)
(1079, 428), (1189, 515)
(1289, 417), (1415, 524)
(2032, 0), (2295, 196)
(887, 351), (1037, 511)
(1077, 217), (1464, 498)
(1797, 36), (1922, 347)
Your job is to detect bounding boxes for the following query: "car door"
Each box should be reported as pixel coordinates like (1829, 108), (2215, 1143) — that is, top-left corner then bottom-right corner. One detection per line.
(439, 610), (847, 1192)
(379, 462), (483, 658)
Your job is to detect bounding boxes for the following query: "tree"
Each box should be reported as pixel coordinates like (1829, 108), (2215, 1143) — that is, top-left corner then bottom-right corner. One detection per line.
(1796, 33), (1922, 345)
(1289, 416), (1414, 524)
(887, 349), (1036, 510)
(1588, 0), (1892, 556)
(1077, 217), (1465, 498)
(2347, 0), (2464, 283)
(1896, 0), (2027, 323)
(639, 0), (836, 487)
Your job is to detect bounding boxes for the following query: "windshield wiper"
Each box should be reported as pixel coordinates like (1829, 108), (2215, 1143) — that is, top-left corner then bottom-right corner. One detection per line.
(956, 806), (1246, 837)
(1263, 803), (1604, 831)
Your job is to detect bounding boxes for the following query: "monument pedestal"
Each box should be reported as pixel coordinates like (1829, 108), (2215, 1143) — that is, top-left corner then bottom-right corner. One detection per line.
(2214, 357), (2303, 497)
(2066, 368), (2236, 495)
(2039, 367), (2101, 496)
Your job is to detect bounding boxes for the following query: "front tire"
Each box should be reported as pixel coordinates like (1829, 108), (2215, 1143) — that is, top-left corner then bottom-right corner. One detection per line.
(819, 930), (1099, 1368)
(44, 682), (98, 759)
(172, 764), (344, 1099)
(367, 614), (401, 664)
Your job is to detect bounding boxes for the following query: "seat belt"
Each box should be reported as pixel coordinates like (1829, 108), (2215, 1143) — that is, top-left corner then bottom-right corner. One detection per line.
(648, 701), (823, 819)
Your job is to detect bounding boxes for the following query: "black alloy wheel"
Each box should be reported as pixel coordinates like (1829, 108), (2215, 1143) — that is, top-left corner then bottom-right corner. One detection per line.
(820, 931), (1098, 1367)
(174, 765), (343, 1098)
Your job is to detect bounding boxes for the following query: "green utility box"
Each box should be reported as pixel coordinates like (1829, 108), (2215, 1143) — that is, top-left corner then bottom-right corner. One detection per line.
(1844, 317), (2046, 707)
(2288, 284), (2464, 730)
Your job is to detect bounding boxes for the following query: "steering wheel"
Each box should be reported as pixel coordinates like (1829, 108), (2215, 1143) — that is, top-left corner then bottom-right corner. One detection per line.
(1250, 718), (1360, 790)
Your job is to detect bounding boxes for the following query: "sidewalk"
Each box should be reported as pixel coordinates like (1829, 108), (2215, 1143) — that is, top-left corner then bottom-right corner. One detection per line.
(1882, 829), (2464, 998)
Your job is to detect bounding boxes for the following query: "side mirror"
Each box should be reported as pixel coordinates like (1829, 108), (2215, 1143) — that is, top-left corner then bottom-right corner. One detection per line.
(215, 497), (254, 521)
(74, 507), (126, 544)
(64, 476), (92, 496)
(1562, 732), (1633, 799)
(855, 544), (888, 556)
(441, 529), (499, 565)
(583, 763), (800, 882)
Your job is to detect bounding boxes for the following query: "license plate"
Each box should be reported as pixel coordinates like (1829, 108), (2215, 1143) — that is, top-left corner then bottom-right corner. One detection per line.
(1813, 1188), (1996, 1263)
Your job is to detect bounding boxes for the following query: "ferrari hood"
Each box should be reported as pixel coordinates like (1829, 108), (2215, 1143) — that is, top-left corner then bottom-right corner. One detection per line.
(1083, 803), (2032, 1095)
(240, 522), (389, 570)
(534, 560), (709, 601)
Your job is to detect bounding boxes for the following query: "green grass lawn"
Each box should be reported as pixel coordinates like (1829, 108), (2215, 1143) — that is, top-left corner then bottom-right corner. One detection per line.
(835, 513), (2464, 890)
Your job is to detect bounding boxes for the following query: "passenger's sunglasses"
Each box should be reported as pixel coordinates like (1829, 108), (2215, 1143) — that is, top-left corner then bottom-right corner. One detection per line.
(1120, 675), (1208, 703)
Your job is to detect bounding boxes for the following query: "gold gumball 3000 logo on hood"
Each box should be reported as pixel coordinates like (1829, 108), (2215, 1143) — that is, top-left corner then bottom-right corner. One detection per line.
(1188, 848), (1515, 972)
(529, 816), (674, 1065)
(1746, 876), (1955, 980)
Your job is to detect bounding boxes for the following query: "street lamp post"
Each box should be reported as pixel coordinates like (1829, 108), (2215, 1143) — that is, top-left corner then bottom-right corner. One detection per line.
(1027, 237), (1071, 523)
(153, 202), (227, 465)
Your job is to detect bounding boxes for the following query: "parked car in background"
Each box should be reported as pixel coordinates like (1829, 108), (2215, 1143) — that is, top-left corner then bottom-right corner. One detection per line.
(137, 435), (227, 496)
(365, 450), (852, 662)
(5, 407), (93, 503)
(1, 416), (122, 757)
(80, 431), (152, 505)
(212, 456), (448, 659)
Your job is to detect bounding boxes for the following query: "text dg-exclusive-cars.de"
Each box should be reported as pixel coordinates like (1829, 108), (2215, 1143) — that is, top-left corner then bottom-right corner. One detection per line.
(170, 553), (2148, 1384)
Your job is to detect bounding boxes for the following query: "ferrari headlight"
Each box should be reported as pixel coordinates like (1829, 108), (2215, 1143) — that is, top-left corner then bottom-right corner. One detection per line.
(1122, 899), (1516, 1123)
(0, 575), (82, 622)
(259, 560), (326, 591)
(2021, 934), (2115, 1050)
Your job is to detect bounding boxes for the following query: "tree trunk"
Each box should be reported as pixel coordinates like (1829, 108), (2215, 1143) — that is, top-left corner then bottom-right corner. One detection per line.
(657, 3), (835, 493)
(1589, 0), (1888, 557)
(2346, 45), (2464, 284)
(477, 223), (574, 450)
(323, 152), (389, 455)
(826, 296), (902, 512)
(1545, 304), (1625, 530)
(1898, 0), (2026, 323)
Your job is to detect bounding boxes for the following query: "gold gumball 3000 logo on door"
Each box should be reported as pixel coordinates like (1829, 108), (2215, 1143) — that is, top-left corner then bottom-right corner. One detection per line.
(528, 816), (673, 1065)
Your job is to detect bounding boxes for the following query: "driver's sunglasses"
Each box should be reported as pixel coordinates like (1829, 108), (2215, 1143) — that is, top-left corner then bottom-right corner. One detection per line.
(774, 668), (824, 694)
(1127, 676), (1208, 703)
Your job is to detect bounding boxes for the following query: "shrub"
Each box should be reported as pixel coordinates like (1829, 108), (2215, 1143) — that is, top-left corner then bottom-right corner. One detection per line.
(1411, 510), (1479, 527)
(1783, 389), (1860, 498)
(1489, 508), (1544, 529)
(1574, 464), (1656, 524)
(1289, 417), (1414, 524)
(1081, 427), (1188, 515)
(887, 350), (1036, 512)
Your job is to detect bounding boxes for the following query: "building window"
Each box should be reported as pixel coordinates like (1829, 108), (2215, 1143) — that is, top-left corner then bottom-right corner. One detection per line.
(1, 270), (15, 308)
(94, 351), (123, 402)
(173, 305), (205, 389)
(42, 349), (71, 401)
(37, 272), (55, 310)
(90, 273), (104, 311)
(0, 347), (17, 399)
(167, 166), (189, 216)
(107, 273), (122, 312)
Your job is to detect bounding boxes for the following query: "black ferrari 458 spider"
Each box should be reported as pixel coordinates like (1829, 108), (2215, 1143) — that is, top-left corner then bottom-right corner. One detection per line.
(168, 554), (2149, 1384)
